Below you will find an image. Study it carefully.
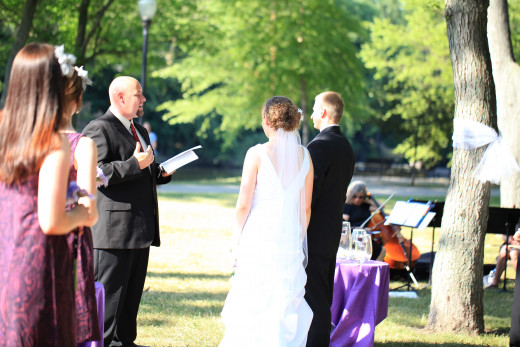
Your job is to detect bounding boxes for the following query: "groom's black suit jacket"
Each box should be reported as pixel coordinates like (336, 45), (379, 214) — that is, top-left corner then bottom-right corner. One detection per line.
(307, 125), (355, 256)
(82, 109), (171, 249)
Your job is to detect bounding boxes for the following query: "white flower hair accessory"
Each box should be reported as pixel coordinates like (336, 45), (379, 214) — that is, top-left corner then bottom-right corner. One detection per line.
(74, 66), (93, 91)
(298, 108), (304, 122)
(54, 45), (76, 76)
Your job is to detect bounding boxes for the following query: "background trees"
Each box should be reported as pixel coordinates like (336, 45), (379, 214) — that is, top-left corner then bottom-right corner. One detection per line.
(0, 0), (518, 174)
(0, 0), (466, 169)
(154, 0), (367, 164)
(359, 0), (453, 173)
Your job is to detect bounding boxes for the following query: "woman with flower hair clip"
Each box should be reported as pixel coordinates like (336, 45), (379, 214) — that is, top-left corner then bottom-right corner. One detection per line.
(62, 63), (105, 344)
(0, 43), (97, 345)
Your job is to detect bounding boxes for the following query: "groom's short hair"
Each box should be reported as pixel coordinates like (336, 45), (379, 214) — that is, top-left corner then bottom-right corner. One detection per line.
(318, 91), (344, 123)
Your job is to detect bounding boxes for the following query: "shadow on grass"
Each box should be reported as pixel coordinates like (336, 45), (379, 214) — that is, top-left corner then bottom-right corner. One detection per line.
(147, 271), (230, 280)
(485, 327), (511, 335)
(158, 192), (237, 208)
(385, 284), (512, 342)
(140, 290), (227, 323)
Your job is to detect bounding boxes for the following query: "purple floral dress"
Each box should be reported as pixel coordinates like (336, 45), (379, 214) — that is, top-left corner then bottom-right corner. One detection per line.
(66, 132), (100, 343)
(0, 177), (76, 346)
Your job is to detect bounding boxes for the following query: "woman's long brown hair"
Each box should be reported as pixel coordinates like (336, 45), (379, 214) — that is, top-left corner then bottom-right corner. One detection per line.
(0, 43), (66, 185)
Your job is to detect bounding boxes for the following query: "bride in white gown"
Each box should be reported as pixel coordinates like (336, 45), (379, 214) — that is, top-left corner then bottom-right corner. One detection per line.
(220, 96), (314, 347)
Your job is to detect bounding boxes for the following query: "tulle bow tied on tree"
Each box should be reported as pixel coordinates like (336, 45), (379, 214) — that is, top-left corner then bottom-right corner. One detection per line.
(452, 118), (519, 184)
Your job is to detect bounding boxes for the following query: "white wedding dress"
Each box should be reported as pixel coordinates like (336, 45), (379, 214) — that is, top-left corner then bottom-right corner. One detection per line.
(220, 142), (313, 347)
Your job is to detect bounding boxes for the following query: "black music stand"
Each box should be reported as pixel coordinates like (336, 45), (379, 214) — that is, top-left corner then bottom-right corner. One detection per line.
(486, 207), (520, 292)
(412, 200), (444, 286)
(387, 200), (433, 292)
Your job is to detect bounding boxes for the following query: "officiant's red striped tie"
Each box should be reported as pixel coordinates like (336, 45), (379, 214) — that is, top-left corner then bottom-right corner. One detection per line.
(130, 122), (144, 152)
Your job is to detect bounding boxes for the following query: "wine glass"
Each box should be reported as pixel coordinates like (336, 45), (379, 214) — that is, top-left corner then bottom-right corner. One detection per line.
(337, 221), (352, 260)
(352, 228), (372, 263)
(361, 233), (373, 263)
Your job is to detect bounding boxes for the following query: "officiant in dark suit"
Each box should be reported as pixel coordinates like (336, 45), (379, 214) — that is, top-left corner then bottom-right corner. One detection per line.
(304, 91), (355, 346)
(82, 76), (172, 347)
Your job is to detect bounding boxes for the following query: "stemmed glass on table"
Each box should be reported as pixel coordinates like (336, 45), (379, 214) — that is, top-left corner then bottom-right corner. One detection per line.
(337, 221), (352, 261)
(351, 228), (373, 263)
(337, 222), (373, 263)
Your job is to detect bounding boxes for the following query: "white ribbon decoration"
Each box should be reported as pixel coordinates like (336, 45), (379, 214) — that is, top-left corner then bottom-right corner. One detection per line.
(54, 45), (76, 76)
(74, 66), (93, 91)
(452, 118), (519, 184)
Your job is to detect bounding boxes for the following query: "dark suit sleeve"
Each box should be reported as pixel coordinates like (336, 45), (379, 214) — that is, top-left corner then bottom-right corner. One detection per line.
(83, 121), (143, 185)
(154, 163), (172, 185)
(307, 139), (327, 207)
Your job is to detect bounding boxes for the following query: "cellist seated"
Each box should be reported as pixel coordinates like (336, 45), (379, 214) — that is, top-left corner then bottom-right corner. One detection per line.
(343, 180), (405, 262)
(343, 181), (385, 261)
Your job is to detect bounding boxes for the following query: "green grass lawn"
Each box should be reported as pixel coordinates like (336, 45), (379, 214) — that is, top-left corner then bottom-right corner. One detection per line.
(132, 190), (512, 346)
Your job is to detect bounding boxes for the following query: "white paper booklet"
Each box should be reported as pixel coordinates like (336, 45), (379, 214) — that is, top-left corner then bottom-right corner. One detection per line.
(385, 201), (431, 228)
(160, 145), (202, 174)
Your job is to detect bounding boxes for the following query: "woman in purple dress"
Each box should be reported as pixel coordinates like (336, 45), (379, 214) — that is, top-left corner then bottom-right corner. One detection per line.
(0, 43), (97, 346)
(62, 66), (101, 344)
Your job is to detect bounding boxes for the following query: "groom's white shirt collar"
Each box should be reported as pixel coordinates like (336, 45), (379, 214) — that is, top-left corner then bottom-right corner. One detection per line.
(321, 124), (339, 132)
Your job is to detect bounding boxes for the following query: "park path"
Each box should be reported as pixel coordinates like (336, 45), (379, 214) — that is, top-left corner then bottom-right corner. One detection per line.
(158, 175), (500, 198)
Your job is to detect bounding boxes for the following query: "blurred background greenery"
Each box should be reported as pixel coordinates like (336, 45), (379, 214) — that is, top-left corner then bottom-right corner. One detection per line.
(5, 0), (518, 175)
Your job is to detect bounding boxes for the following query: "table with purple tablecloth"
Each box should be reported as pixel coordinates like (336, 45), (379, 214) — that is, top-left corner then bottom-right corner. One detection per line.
(78, 281), (105, 347)
(330, 260), (390, 347)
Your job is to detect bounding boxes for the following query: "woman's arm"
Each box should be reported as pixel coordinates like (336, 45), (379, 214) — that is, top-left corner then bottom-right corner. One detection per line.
(304, 154), (314, 229)
(235, 147), (259, 233)
(38, 136), (95, 235)
(75, 136), (99, 226)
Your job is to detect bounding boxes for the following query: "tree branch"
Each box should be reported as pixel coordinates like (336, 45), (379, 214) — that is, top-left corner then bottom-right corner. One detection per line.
(75, 0), (90, 62)
(83, 0), (115, 53)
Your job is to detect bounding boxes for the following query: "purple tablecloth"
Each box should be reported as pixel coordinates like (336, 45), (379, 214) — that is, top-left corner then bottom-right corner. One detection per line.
(78, 281), (105, 347)
(330, 260), (389, 347)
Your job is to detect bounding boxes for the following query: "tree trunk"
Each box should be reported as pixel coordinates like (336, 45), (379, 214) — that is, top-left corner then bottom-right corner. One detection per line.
(300, 78), (309, 145)
(488, 0), (520, 208)
(427, 0), (496, 333)
(75, 0), (91, 64)
(0, 0), (39, 107)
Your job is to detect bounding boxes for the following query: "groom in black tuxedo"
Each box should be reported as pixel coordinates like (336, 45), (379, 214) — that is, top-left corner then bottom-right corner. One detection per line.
(305, 91), (355, 346)
(83, 76), (172, 347)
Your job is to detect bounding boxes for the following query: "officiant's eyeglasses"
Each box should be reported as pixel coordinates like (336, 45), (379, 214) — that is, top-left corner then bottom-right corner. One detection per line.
(352, 194), (366, 200)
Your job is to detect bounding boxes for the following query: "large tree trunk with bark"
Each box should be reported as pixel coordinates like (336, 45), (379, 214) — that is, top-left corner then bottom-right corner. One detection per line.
(0, 0), (39, 107)
(488, 0), (520, 208)
(427, 0), (496, 333)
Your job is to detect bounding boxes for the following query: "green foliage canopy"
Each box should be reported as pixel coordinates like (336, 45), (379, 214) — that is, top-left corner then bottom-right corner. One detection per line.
(154, 0), (366, 148)
(360, 0), (454, 168)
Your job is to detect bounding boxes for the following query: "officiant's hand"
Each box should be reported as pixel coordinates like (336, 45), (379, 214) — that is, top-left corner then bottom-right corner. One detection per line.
(134, 142), (154, 169)
(161, 168), (175, 177)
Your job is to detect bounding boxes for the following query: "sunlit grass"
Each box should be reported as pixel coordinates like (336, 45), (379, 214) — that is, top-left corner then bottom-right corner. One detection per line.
(133, 190), (512, 346)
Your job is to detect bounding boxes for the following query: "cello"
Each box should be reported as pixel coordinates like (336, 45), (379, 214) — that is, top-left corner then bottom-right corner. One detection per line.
(363, 193), (421, 271)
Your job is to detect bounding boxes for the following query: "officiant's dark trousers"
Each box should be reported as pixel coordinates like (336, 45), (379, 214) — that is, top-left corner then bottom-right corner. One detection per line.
(305, 253), (336, 347)
(94, 248), (149, 347)
(511, 262), (520, 346)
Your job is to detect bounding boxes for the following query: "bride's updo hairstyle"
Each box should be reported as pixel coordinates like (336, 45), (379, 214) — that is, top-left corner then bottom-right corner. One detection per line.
(262, 96), (300, 132)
